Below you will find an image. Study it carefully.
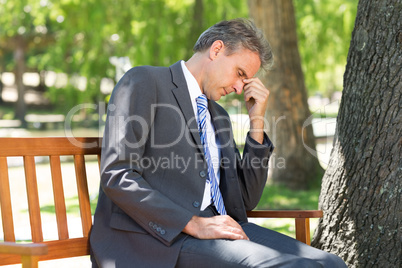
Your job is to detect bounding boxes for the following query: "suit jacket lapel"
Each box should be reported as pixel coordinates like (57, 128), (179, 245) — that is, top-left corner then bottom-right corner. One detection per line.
(169, 61), (202, 151)
(169, 64), (247, 220)
(209, 100), (246, 219)
(208, 100), (236, 172)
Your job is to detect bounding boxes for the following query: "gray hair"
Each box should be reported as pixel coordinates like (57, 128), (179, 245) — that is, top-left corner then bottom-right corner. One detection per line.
(193, 18), (273, 70)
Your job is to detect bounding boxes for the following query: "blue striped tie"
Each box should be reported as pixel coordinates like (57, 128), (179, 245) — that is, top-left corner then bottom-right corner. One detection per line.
(196, 94), (227, 215)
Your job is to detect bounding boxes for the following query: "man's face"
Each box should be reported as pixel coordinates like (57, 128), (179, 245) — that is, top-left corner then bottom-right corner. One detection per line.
(202, 47), (261, 101)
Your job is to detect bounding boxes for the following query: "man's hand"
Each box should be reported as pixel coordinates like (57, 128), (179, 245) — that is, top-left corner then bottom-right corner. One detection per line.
(183, 215), (249, 240)
(243, 77), (270, 143)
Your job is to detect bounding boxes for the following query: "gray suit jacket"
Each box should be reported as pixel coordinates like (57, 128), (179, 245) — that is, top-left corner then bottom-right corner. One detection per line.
(90, 61), (274, 267)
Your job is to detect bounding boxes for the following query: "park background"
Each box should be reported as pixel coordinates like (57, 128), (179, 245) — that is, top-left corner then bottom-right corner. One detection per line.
(0, 0), (359, 266)
(1, 0), (400, 267)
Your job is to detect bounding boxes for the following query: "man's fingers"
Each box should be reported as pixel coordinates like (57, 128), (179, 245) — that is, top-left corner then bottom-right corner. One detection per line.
(244, 89), (266, 102)
(243, 77), (259, 83)
(183, 215), (249, 241)
(243, 79), (269, 101)
(222, 231), (248, 241)
(221, 217), (249, 240)
(220, 228), (249, 240)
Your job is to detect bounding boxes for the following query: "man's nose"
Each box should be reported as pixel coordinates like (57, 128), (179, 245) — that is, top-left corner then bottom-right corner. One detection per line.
(233, 80), (245, 95)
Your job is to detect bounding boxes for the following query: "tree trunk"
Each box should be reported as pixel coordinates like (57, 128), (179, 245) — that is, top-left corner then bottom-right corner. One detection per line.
(311, 0), (401, 267)
(14, 36), (27, 127)
(0, 72), (3, 104)
(248, 0), (323, 189)
(186, 0), (204, 59)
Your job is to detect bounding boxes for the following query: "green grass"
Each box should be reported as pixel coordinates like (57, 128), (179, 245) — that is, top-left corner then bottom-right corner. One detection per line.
(35, 195), (98, 216)
(257, 183), (320, 210)
(0, 104), (15, 119)
(0, 103), (56, 119)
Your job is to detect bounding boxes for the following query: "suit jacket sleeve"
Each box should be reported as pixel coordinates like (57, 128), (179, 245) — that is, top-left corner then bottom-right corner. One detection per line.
(100, 66), (194, 246)
(236, 132), (274, 211)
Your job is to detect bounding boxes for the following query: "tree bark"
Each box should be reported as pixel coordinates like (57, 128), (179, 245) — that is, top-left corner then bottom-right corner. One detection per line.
(312, 0), (401, 267)
(186, 0), (204, 59)
(14, 36), (27, 127)
(0, 72), (3, 104)
(248, 0), (323, 189)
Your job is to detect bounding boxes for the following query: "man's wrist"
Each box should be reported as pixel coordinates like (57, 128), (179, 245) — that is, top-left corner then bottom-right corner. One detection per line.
(249, 119), (265, 144)
(183, 215), (200, 236)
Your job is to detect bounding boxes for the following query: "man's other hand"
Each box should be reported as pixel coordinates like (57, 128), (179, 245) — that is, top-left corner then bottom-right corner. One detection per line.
(183, 215), (249, 240)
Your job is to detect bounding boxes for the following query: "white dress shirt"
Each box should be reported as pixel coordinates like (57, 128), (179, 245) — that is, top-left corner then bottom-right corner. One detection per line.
(181, 60), (221, 210)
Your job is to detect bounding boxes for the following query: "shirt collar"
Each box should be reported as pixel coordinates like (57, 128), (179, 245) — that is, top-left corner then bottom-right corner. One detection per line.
(181, 60), (203, 101)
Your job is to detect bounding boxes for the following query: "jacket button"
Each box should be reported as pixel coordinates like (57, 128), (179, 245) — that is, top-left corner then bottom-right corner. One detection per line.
(193, 201), (200, 208)
(199, 170), (207, 178)
(160, 230), (166, 235)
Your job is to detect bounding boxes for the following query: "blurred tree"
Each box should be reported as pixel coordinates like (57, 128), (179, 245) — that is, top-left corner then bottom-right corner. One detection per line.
(0, 73), (3, 104)
(249, 0), (324, 189)
(312, 0), (401, 266)
(0, 0), (358, 117)
(0, 0), (248, 115)
(0, 0), (59, 125)
(294, 0), (357, 96)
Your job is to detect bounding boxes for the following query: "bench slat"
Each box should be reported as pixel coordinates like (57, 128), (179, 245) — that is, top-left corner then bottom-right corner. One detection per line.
(24, 156), (43, 243)
(0, 157), (15, 242)
(74, 155), (92, 237)
(49, 156), (69, 240)
(0, 137), (101, 157)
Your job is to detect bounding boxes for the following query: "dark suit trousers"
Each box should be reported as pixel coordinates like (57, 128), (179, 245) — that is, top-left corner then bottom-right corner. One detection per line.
(176, 206), (347, 268)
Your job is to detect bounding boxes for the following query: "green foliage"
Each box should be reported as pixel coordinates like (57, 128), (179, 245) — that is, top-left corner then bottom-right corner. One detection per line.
(0, 0), (59, 70)
(0, 0), (357, 110)
(294, 0), (358, 97)
(46, 85), (82, 113)
(0, 0), (248, 111)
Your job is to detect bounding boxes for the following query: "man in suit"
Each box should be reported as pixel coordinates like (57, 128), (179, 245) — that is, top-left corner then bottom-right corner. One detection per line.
(90, 19), (347, 267)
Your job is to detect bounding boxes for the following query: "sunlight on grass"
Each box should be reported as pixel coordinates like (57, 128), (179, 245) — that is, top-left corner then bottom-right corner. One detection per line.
(33, 195), (98, 216)
(257, 183), (320, 210)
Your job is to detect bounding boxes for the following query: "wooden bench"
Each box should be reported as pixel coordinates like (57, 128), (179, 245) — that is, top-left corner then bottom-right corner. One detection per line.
(0, 137), (323, 268)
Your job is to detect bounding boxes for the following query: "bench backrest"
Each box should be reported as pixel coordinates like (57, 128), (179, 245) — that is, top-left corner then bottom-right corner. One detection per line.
(0, 136), (322, 266)
(0, 137), (101, 265)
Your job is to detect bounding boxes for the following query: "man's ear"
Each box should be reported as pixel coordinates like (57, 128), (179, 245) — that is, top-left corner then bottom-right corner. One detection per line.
(209, 40), (225, 60)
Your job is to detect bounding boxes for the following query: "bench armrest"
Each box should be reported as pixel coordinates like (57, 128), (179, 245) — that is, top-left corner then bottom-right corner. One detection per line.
(0, 242), (48, 268)
(246, 210), (323, 245)
(247, 210), (323, 218)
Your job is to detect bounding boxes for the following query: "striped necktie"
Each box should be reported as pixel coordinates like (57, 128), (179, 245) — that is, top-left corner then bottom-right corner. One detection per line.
(196, 94), (227, 215)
